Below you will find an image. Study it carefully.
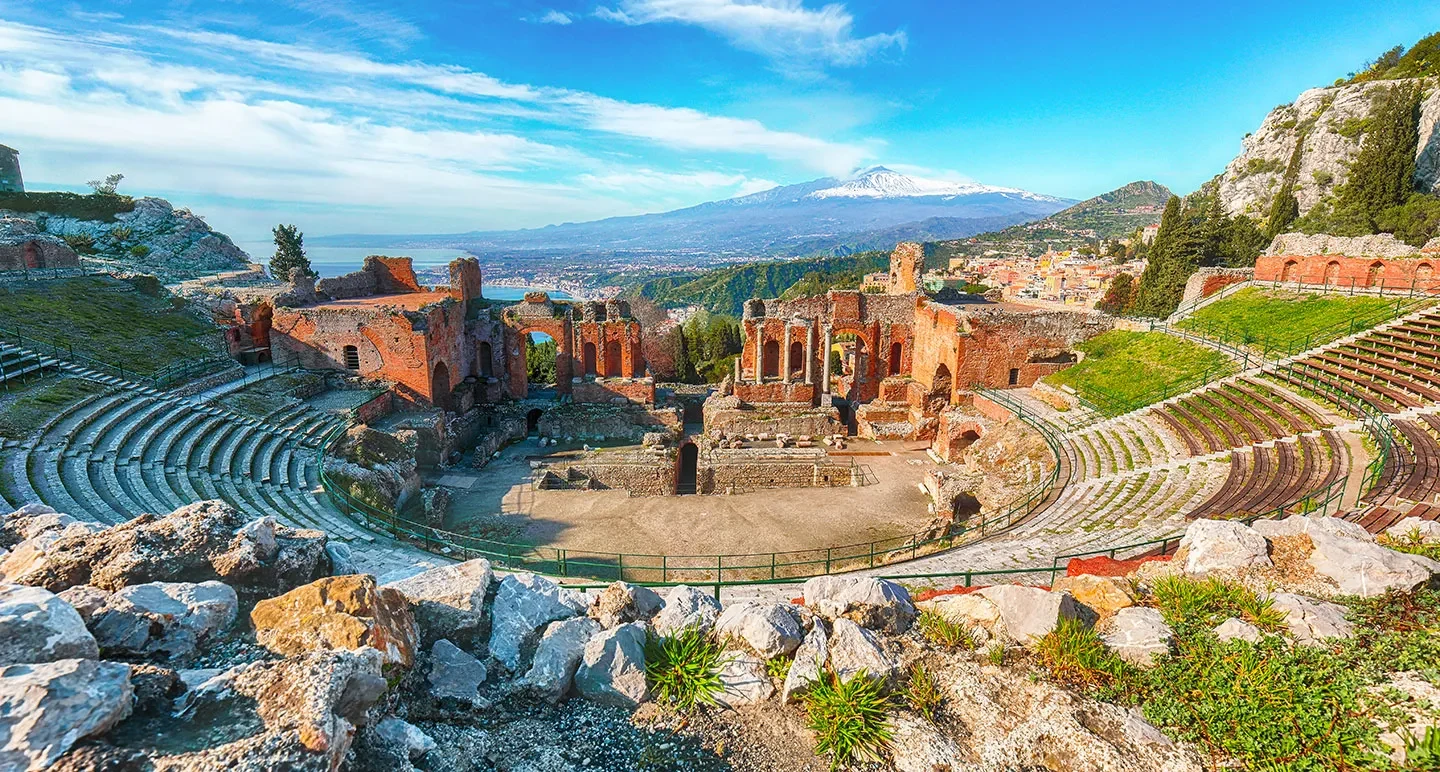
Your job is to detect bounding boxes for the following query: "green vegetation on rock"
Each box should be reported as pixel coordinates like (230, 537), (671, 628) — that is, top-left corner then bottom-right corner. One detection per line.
(1045, 330), (1236, 411)
(0, 191), (136, 222)
(1177, 287), (1405, 354)
(629, 252), (887, 316)
(0, 377), (107, 440)
(1340, 32), (1440, 84)
(643, 626), (726, 711)
(0, 276), (224, 376)
(1131, 194), (1266, 318)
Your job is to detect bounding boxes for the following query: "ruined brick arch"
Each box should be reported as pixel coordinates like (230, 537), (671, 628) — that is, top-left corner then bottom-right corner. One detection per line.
(949, 420), (983, 454)
(1324, 260), (1341, 285)
(22, 241), (39, 269)
(582, 342), (597, 376)
(788, 340), (804, 377)
(605, 340), (622, 376)
(830, 325), (874, 378)
(359, 326), (422, 369)
(431, 360), (452, 412)
(1419, 263), (1435, 283)
(762, 340), (780, 378)
(1281, 259), (1298, 282)
(1367, 261), (1385, 288)
(250, 303), (273, 351)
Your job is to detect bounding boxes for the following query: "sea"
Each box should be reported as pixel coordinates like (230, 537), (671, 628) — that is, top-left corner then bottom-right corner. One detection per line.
(234, 243), (572, 301)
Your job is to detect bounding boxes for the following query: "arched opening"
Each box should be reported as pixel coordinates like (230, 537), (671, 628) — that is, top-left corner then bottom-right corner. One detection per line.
(431, 361), (452, 412)
(605, 340), (622, 377)
(23, 241), (39, 269)
(342, 345), (360, 370)
(788, 341), (804, 378)
(762, 340), (780, 379)
(1367, 261), (1385, 288)
(1324, 260), (1341, 285)
(583, 342), (597, 376)
(932, 363), (953, 399)
(1281, 259), (1298, 282)
(525, 332), (558, 397)
(526, 408), (543, 435)
(252, 304), (273, 349)
(889, 341), (902, 376)
(1418, 263), (1434, 282)
(676, 442), (698, 495)
(478, 341), (493, 378)
(957, 429), (981, 450)
(836, 400), (853, 431)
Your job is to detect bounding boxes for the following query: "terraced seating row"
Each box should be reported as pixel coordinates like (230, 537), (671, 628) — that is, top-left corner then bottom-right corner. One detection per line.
(1188, 431), (1346, 519)
(1, 371), (360, 546)
(1066, 414), (1178, 479)
(1151, 377), (1326, 455)
(1274, 308), (1440, 414)
(1383, 416), (1440, 504)
(1347, 501), (1440, 534)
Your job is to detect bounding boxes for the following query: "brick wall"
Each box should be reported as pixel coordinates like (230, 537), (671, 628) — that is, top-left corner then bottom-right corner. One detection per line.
(1255, 254), (1440, 292)
(572, 378), (656, 405)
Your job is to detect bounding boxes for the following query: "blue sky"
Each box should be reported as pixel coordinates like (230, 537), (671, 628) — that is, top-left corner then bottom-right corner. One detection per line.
(1, 0), (1438, 242)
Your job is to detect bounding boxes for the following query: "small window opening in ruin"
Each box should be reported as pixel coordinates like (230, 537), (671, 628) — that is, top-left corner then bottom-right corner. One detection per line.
(1008, 367), (1020, 386)
(343, 345), (360, 370)
(789, 341), (804, 377)
(762, 340), (780, 379)
(957, 429), (981, 451)
(527, 408), (543, 435)
(478, 341), (493, 378)
(1367, 261), (1385, 288)
(676, 442), (698, 494)
(583, 342), (597, 376)
(889, 341), (902, 376)
(1281, 259), (1298, 282)
(605, 340), (622, 377)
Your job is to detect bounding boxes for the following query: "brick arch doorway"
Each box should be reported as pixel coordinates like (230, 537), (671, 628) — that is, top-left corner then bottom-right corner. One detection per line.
(526, 408), (543, 435)
(431, 361), (452, 412)
(605, 340), (622, 377)
(676, 442), (698, 495)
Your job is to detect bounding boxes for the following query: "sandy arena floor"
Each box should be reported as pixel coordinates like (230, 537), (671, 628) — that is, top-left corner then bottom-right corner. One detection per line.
(436, 439), (941, 557)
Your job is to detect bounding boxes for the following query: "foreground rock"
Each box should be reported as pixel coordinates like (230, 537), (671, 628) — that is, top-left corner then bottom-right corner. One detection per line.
(0, 584), (98, 665)
(160, 648), (387, 770)
(574, 622), (648, 707)
(714, 602), (804, 658)
(801, 575), (917, 634)
(487, 573), (587, 674)
(977, 585), (1089, 646)
(522, 617), (600, 703)
(383, 559), (493, 648)
(827, 618), (900, 686)
(1270, 592), (1354, 645)
(2, 501), (329, 594)
(1053, 574), (1136, 614)
(1257, 515), (1439, 597)
(1175, 519), (1272, 576)
(1099, 607), (1173, 667)
(781, 623), (828, 703)
(0, 659), (133, 770)
(714, 650), (774, 707)
(428, 640), (488, 707)
(90, 581), (237, 660)
(652, 585), (722, 636)
(251, 575), (418, 668)
(589, 582), (663, 629)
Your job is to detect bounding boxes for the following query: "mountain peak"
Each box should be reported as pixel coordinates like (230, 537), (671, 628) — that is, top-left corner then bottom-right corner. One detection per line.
(806, 166), (1059, 202)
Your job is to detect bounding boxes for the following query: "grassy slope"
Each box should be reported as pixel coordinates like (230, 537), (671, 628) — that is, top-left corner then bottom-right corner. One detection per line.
(1176, 288), (1404, 353)
(0, 276), (223, 375)
(630, 252), (888, 316)
(1047, 330), (1236, 407)
(0, 377), (107, 439)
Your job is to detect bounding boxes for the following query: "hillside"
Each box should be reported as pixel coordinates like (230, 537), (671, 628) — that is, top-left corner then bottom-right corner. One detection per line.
(626, 251), (889, 316)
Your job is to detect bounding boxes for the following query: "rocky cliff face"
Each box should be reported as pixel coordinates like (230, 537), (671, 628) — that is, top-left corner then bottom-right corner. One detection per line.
(0, 197), (250, 280)
(1215, 77), (1440, 218)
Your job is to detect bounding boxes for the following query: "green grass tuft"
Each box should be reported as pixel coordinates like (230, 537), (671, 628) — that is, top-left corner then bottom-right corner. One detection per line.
(643, 626), (727, 711)
(903, 664), (943, 722)
(1149, 574), (1286, 633)
(916, 609), (973, 650)
(803, 669), (893, 769)
(1035, 617), (1130, 692)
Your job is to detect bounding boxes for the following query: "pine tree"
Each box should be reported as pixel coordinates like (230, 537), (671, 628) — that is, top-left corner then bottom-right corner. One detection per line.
(1132, 196), (1199, 317)
(270, 224), (314, 280)
(1096, 273), (1134, 316)
(1336, 83), (1421, 228)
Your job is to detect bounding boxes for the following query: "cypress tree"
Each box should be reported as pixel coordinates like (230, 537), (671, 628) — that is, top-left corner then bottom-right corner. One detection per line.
(1337, 83), (1421, 227)
(270, 224), (314, 280)
(1133, 196), (1198, 317)
(1096, 273), (1134, 316)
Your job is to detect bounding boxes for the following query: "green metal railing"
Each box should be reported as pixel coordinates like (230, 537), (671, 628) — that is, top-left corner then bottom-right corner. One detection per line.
(317, 392), (1071, 584)
(0, 323), (234, 389)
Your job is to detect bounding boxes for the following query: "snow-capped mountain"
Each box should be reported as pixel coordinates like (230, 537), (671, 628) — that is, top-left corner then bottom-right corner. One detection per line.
(314, 166), (1073, 261)
(806, 166), (1060, 201)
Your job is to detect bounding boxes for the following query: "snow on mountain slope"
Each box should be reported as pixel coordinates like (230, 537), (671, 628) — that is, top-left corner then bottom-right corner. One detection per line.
(806, 166), (1061, 202)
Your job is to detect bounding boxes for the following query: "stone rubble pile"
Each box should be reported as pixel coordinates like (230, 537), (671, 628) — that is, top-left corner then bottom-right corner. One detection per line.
(0, 502), (1434, 771)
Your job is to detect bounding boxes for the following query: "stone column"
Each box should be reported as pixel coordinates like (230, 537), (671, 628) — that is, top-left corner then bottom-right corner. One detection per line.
(821, 326), (832, 394)
(804, 323), (814, 384)
(782, 323), (792, 384)
(733, 355), (741, 383)
(753, 322), (763, 385)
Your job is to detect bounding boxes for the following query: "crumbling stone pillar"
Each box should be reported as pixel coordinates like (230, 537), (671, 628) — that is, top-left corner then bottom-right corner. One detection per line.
(753, 321), (763, 385)
(804, 323), (814, 385)
(782, 324), (792, 384)
(821, 326), (832, 394)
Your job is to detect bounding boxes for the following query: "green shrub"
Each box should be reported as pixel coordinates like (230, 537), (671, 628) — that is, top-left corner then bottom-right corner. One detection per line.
(903, 664), (943, 721)
(1035, 617), (1129, 693)
(1149, 574), (1285, 633)
(643, 626), (726, 711)
(1312, 169), (1335, 186)
(1379, 530), (1440, 562)
(62, 233), (95, 255)
(916, 609), (972, 650)
(1404, 726), (1440, 769)
(986, 643), (1005, 667)
(765, 654), (791, 681)
(803, 670), (893, 769)
(128, 244), (150, 258)
(0, 191), (136, 222)
(109, 226), (133, 242)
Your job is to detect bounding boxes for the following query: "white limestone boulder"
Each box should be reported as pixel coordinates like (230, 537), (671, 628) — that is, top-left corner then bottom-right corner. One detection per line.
(827, 618), (900, 687)
(574, 622), (649, 707)
(0, 522), (105, 586)
(1258, 515), (1438, 597)
(384, 558), (493, 647)
(1099, 607), (1173, 667)
(890, 714), (966, 772)
(1383, 517), (1440, 544)
(976, 585), (1089, 647)
(428, 639), (488, 706)
(522, 616), (601, 703)
(0, 584), (98, 665)
(919, 592), (1007, 639)
(1052, 574), (1136, 614)
(781, 623), (828, 703)
(1175, 519), (1271, 576)
(0, 658), (133, 770)
(325, 542), (357, 575)
(89, 580), (238, 660)
(1214, 617), (1263, 643)
(1271, 592), (1354, 645)
(714, 649), (774, 707)
(713, 601), (805, 659)
(487, 573), (587, 673)
(800, 575), (917, 634)
(589, 581), (663, 629)
(55, 585), (108, 624)
(652, 585), (722, 637)
(375, 716), (436, 761)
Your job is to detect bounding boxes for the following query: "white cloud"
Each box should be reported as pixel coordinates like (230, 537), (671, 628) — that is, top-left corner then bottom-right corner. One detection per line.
(578, 168), (765, 192)
(537, 10), (575, 25)
(597, 0), (905, 67)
